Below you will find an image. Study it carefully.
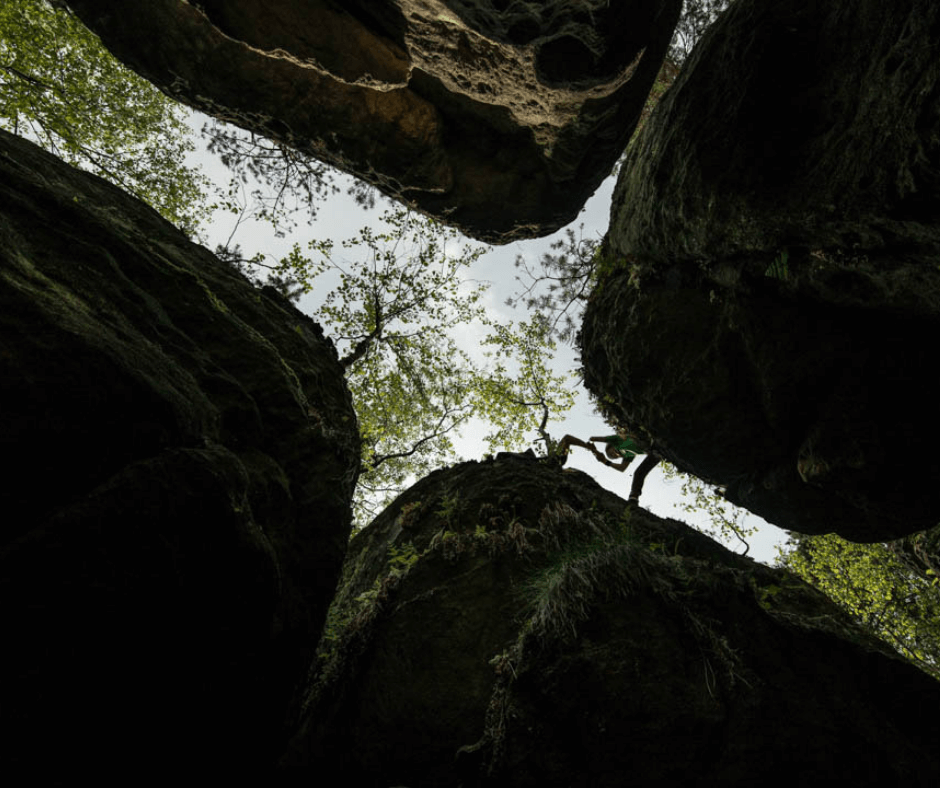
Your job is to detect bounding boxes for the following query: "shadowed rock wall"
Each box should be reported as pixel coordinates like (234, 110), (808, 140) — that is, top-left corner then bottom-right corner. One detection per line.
(282, 456), (940, 786)
(0, 130), (359, 780)
(609, 0), (940, 262)
(63, 0), (682, 242)
(583, 0), (940, 541)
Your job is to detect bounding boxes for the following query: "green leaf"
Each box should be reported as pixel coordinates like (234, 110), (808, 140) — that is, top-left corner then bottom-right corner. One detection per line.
(0, 0), (210, 232)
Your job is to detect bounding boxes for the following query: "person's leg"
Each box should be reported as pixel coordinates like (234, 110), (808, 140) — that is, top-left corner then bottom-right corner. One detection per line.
(628, 454), (661, 502)
(552, 434), (576, 466)
(555, 435), (593, 464)
(559, 435), (592, 451)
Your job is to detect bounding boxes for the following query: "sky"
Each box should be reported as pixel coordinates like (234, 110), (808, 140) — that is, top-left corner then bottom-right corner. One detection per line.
(189, 114), (787, 565)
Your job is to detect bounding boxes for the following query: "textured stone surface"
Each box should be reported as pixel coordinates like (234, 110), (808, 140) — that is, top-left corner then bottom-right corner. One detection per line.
(581, 261), (940, 542)
(609, 0), (940, 263)
(583, 0), (940, 541)
(64, 0), (682, 242)
(282, 456), (940, 786)
(0, 130), (359, 780)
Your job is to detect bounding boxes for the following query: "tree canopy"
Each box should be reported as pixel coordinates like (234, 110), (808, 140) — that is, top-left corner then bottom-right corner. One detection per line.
(778, 532), (940, 680)
(259, 208), (577, 524)
(0, 0), (209, 233)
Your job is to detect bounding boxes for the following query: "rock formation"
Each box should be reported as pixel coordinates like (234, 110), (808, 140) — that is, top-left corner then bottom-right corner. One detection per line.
(6, 0), (940, 781)
(0, 130), (359, 780)
(583, 0), (940, 541)
(283, 455), (940, 786)
(63, 0), (682, 242)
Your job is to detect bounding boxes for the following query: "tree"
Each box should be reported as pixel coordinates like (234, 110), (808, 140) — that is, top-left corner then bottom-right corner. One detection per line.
(0, 0), (209, 233)
(474, 314), (577, 456)
(670, 0), (735, 66)
(661, 463), (758, 555)
(202, 119), (379, 239)
(508, 226), (603, 345)
(777, 532), (940, 680)
(257, 208), (576, 526)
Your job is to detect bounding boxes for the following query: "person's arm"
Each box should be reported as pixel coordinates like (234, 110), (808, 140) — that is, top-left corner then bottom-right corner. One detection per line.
(596, 454), (633, 472)
(588, 443), (634, 471)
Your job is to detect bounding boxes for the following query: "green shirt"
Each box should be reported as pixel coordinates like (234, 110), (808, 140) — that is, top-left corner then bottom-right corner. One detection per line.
(603, 435), (640, 459)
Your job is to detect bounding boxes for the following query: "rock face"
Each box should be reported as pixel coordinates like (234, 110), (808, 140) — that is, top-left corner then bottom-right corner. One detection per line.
(583, 0), (940, 541)
(63, 0), (681, 243)
(609, 0), (940, 263)
(283, 455), (940, 786)
(0, 130), (359, 780)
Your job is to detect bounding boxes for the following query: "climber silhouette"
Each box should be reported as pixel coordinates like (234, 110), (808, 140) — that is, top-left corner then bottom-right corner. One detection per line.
(557, 429), (662, 503)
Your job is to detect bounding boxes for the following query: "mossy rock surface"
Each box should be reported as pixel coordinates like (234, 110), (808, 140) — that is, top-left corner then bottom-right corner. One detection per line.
(0, 130), (359, 780)
(584, 0), (940, 541)
(283, 455), (940, 786)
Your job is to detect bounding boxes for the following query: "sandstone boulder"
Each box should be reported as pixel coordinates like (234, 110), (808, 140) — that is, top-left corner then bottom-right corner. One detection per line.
(0, 130), (360, 780)
(283, 455), (940, 786)
(584, 0), (940, 541)
(64, 0), (682, 242)
(609, 0), (940, 262)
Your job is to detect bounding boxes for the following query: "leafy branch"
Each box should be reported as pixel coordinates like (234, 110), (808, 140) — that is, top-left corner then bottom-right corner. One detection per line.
(778, 533), (940, 679)
(0, 0), (210, 233)
(507, 226), (602, 344)
(201, 118), (379, 238)
(661, 462), (757, 555)
(218, 209), (577, 527)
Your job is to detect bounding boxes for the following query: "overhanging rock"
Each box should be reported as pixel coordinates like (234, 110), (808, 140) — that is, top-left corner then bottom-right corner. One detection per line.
(64, 0), (682, 242)
(583, 0), (940, 541)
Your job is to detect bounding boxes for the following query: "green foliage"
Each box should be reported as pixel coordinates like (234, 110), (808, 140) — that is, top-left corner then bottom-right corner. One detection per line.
(748, 577), (784, 612)
(777, 533), (940, 679)
(256, 209), (577, 526)
(0, 0), (209, 232)
(387, 541), (420, 577)
(435, 492), (465, 527)
(267, 208), (487, 522)
(520, 503), (641, 631)
(661, 463), (758, 555)
(474, 314), (577, 455)
(764, 249), (790, 281)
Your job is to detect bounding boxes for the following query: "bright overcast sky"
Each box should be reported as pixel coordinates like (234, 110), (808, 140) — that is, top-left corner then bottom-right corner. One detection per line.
(188, 112), (787, 564)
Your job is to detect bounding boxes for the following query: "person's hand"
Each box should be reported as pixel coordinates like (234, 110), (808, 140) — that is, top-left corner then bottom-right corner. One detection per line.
(591, 446), (604, 459)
